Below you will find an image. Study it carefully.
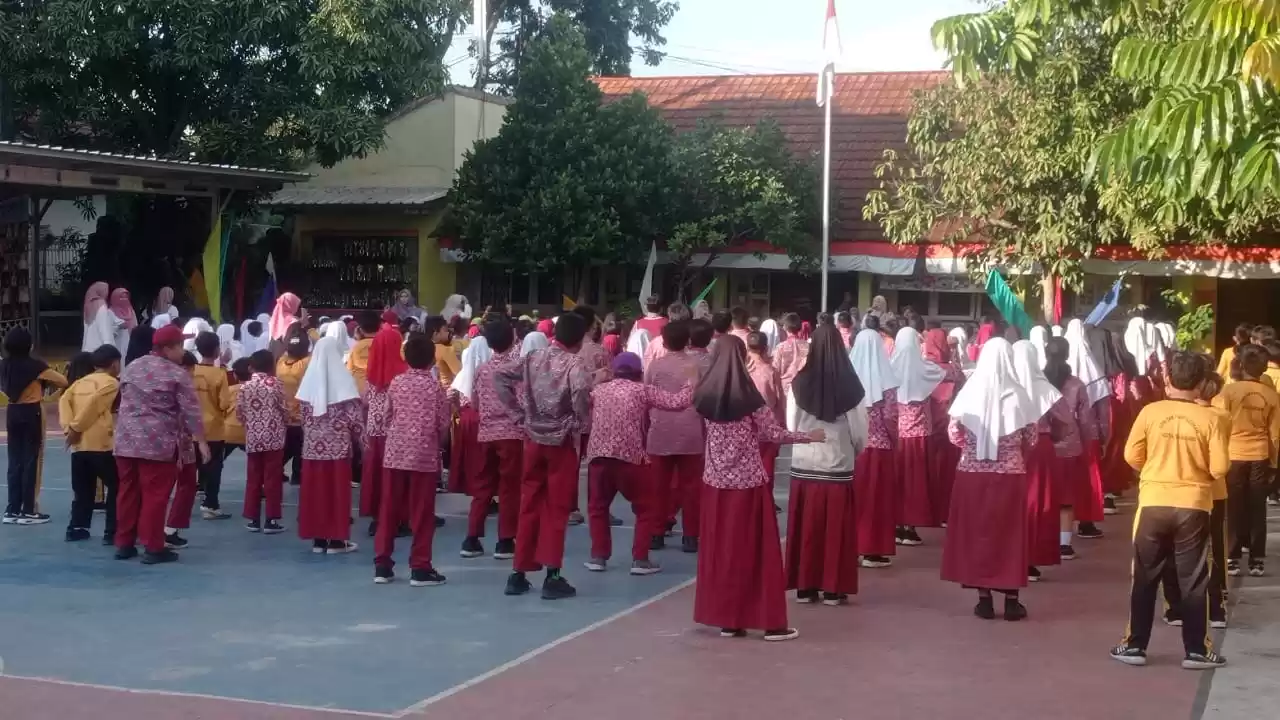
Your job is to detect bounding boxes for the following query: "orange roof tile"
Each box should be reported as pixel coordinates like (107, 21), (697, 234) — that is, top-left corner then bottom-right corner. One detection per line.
(593, 71), (948, 242)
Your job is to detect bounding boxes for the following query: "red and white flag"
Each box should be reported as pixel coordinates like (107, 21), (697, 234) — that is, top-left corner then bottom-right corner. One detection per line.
(817, 0), (841, 106)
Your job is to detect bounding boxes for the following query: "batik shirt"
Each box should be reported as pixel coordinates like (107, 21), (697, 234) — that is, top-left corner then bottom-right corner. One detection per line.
(301, 398), (365, 461)
(586, 379), (692, 465)
(235, 372), (287, 453)
(703, 406), (812, 490)
(493, 344), (591, 446)
(364, 386), (390, 438)
(866, 388), (899, 450)
(475, 348), (523, 443)
(644, 350), (706, 456)
(383, 369), (451, 472)
(114, 354), (205, 462)
(772, 338), (810, 395)
(948, 422), (1031, 474)
(897, 401), (932, 439)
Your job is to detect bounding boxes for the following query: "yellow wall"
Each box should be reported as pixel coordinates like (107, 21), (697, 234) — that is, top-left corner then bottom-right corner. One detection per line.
(857, 272), (873, 308)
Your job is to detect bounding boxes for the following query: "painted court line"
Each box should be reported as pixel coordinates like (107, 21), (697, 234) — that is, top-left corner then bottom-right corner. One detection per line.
(393, 576), (698, 717)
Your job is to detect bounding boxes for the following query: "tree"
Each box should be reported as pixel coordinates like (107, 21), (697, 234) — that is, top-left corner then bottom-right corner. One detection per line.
(449, 14), (679, 301)
(667, 120), (819, 299)
(0, 0), (465, 168)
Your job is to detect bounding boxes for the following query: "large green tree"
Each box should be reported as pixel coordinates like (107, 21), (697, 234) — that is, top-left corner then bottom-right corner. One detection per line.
(0, 0), (465, 167)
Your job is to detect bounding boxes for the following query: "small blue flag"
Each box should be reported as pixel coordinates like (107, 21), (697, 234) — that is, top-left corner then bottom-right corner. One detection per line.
(1084, 278), (1123, 326)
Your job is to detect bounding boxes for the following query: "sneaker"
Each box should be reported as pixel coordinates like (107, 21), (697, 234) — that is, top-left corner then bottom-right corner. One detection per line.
(630, 559), (662, 576)
(861, 555), (892, 569)
(114, 545), (138, 560)
(764, 628), (800, 642)
(1110, 645), (1148, 666)
(433, 516), (444, 529)
(460, 537), (485, 558)
(367, 520), (378, 537)
(1060, 544), (1077, 561)
(262, 520), (285, 535)
(1004, 598), (1027, 621)
(493, 538), (515, 560)
(719, 628), (747, 638)
(1210, 618), (1228, 629)
(567, 511), (585, 526)
(487, 498), (498, 516)
(1028, 566), (1041, 583)
(796, 589), (819, 604)
(664, 520), (677, 537)
(164, 532), (189, 549)
(312, 540), (327, 554)
(1077, 523), (1103, 539)
(900, 528), (923, 546)
(141, 548), (179, 565)
(1164, 613), (1183, 627)
(541, 575), (577, 600)
(1228, 559), (1242, 577)
(894, 527), (907, 545)
(505, 572), (532, 596)
(201, 506), (231, 520)
(1, 512), (19, 524)
(410, 568), (447, 587)
(584, 557), (608, 572)
(65, 528), (91, 542)
(327, 540), (358, 554)
(609, 513), (624, 527)
(17, 513), (51, 525)
(397, 523), (413, 537)
(650, 535), (665, 551)
(974, 597), (995, 620)
(1182, 652), (1227, 670)
(93, 503), (107, 514)
(1103, 495), (1118, 515)
(102, 534), (114, 546)
(374, 565), (395, 584)
(822, 592), (847, 607)
(1269, 495), (1280, 507)
(682, 536), (699, 554)
(246, 520), (262, 533)
(1249, 562), (1265, 577)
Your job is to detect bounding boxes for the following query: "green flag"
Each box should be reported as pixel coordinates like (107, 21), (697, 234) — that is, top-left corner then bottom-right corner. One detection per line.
(984, 270), (1033, 336)
(692, 277), (717, 305)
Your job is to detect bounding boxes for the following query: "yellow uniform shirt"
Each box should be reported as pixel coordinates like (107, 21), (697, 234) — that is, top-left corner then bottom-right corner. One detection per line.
(347, 338), (372, 394)
(1211, 379), (1280, 466)
(1216, 346), (1236, 381)
(57, 372), (118, 452)
(222, 384), (245, 445)
(276, 355), (311, 426)
(1264, 362), (1280, 390)
(435, 342), (461, 388)
(15, 367), (68, 404)
(1206, 405), (1230, 501)
(1125, 399), (1230, 513)
(192, 363), (231, 442)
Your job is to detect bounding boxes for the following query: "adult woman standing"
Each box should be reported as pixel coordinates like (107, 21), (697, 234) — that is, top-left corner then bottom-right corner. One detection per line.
(108, 288), (138, 355)
(81, 282), (122, 352)
(390, 288), (427, 326)
(150, 286), (179, 324)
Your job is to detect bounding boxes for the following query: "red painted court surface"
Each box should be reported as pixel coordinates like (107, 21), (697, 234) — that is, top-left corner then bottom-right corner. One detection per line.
(0, 495), (1209, 720)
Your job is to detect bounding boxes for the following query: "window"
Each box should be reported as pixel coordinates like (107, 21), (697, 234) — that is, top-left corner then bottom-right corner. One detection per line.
(896, 290), (930, 316)
(936, 292), (975, 319)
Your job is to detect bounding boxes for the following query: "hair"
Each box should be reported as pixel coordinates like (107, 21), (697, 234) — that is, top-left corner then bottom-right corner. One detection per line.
(1043, 336), (1071, 390)
(421, 316), (447, 339)
(90, 344), (121, 371)
(449, 315), (470, 338)
(729, 306), (748, 327)
(644, 295), (663, 314)
(662, 319), (691, 352)
(861, 314), (881, 332)
(515, 318), (533, 339)
(781, 312), (802, 334)
(1202, 371), (1225, 402)
(711, 311), (733, 335)
(926, 319), (943, 330)
(195, 331), (220, 359)
(745, 331), (769, 355)
(1252, 325), (1276, 344)
(1168, 350), (1207, 391)
(688, 319), (714, 349)
(483, 318), (515, 353)
(747, 316), (762, 332)
(1237, 343), (1269, 380)
(1265, 339), (1280, 364)
(231, 357), (252, 383)
(246, 320), (263, 337)
(65, 351), (95, 384)
(249, 349), (275, 375)
(1003, 325), (1021, 342)
(554, 311), (588, 347)
(883, 316), (901, 336)
(601, 313), (621, 336)
(667, 302), (691, 323)
(906, 312), (925, 333)
(3, 327), (33, 358)
(181, 351), (198, 368)
(1235, 323), (1254, 347)
(571, 305), (598, 329)
(836, 311), (853, 328)
(403, 333), (436, 369)
(284, 325), (310, 359)
(399, 316), (420, 335)
(816, 311), (832, 327)
(979, 314), (993, 326)
(357, 311), (381, 334)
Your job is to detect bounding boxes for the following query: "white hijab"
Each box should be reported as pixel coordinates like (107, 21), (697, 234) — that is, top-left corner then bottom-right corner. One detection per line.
(1124, 317), (1154, 375)
(889, 327), (945, 403)
(216, 323), (242, 366)
(948, 326), (972, 369)
(295, 336), (360, 417)
(626, 328), (650, 356)
(1029, 326), (1048, 369)
(450, 336), (493, 401)
(1155, 322), (1177, 357)
(1051, 325), (1064, 337)
(1064, 318), (1112, 405)
(521, 331), (549, 358)
(760, 319), (780, 353)
(849, 328), (899, 408)
(149, 313), (174, 331)
(182, 318), (213, 353)
(949, 338), (1036, 461)
(1010, 340), (1061, 418)
(323, 319), (352, 354)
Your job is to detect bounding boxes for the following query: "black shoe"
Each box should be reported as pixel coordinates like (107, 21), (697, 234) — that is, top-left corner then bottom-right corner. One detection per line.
(487, 499), (499, 516)
(902, 528), (924, 546)
(1027, 566), (1041, 583)
(1103, 496), (1118, 515)
(719, 628), (747, 638)
(114, 545), (139, 560)
(262, 520), (285, 535)
(1060, 544), (1077, 561)
(609, 513), (623, 527)
(1, 512), (19, 524)
(17, 513), (51, 525)
(1004, 598), (1027, 621)
(650, 535), (665, 551)
(1163, 611), (1184, 627)
(434, 516), (445, 529)
(505, 572), (532, 596)
(664, 520), (677, 538)
(493, 538), (515, 560)
(974, 597), (995, 619)
(1077, 523), (1103, 539)
(367, 520), (378, 537)
(682, 536), (699, 553)
(821, 592), (846, 607)
(773, 503), (782, 514)
(410, 568), (447, 587)
(246, 519), (262, 533)
(460, 537), (485, 558)
(374, 565), (395, 584)
(1182, 651), (1227, 670)
(1110, 644), (1148, 666)
(312, 539), (328, 554)
(764, 628), (799, 641)
(102, 534), (115, 546)
(795, 588), (819, 604)
(541, 574), (577, 600)
(164, 532), (189, 549)
(141, 548), (179, 565)
(1228, 559), (1242, 576)
(65, 528), (90, 542)
(397, 523), (412, 537)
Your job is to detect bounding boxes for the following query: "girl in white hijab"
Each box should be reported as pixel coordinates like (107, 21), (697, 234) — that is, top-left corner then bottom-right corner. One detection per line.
(1064, 319), (1112, 406)
(948, 326), (972, 371)
(1029, 326), (1049, 369)
(889, 326), (947, 543)
(1123, 317), (1153, 376)
(849, 328), (902, 566)
(942, 338), (1037, 619)
(149, 313), (174, 331)
(625, 328), (650, 357)
(1062, 318), (1110, 539)
(216, 324), (243, 367)
(759, 319), (781, 354)
(1011, 339), (1064, 579)
(322, 319), (353, 361)
(1155, 322), (1177, 355)
(450, 336), (493, 403)
(182, 318), (213, 353)
(520, 331), (549, 358)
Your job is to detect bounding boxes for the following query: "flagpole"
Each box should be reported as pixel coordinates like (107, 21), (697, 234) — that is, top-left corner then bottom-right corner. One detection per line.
(820, 67), (832, 313)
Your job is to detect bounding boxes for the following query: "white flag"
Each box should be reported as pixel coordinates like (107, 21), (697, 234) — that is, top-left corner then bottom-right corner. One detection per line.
(638, 240), (658, 308)
(817, 0), (841, 106)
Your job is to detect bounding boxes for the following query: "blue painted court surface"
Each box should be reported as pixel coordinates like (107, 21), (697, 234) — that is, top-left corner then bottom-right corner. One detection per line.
(0, 441), (717, 714)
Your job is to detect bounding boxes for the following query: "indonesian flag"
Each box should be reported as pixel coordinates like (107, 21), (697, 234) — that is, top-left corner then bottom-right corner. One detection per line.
(817, 0), (841, 106)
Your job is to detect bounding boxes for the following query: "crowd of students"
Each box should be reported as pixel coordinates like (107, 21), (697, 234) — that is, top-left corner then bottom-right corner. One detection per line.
(3, 286), (1279, 659)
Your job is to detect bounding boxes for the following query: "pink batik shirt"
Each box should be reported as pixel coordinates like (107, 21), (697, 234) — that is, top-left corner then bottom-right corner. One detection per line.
(235, 372), (287, 453)
(383, 369), (451, 473)
(948, 422), (1032, 474)
(703, 405), (812, 490)
(113, 354), (205, 462)
(474, 348), (523, 443)
(866, 388), (900, 450)
(586, 379), (693, 465)
(301, 398), (365, 461)
(644, 350), (706, 456)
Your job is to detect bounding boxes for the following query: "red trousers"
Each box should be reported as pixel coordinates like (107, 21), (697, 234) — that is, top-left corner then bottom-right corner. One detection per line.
(468, 439), (522, 539)
(244, 449), (284, 522)
(652, 454), (704, 537)
(374, 469), (438, 570)
(514, 440), (579, 572)
(114, 457), (178, 553)
(299, 459), (353, 541)
(166, 463), (199, 530)
(359, 435), (386, 519)
(588, 458), (655, 562)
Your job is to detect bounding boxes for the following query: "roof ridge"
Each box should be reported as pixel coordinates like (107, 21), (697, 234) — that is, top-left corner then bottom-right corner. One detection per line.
(595, 70), (949, 81)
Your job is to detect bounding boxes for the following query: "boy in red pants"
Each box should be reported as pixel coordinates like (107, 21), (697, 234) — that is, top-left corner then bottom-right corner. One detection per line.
(163, 351), (201, 547)
(236, 350), (288, 534)
(462, 318), (523, 560)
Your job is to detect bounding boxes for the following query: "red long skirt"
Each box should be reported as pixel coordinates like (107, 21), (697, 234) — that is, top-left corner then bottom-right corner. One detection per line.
(941, 470), (1028, 591)
(926, 433), (958, 527)
(855, 447), (897, 556)
(896, 436), (934, 527)
(1074, 439), (1106, 523)
(449, 405), (480, 494)
(694, 483), (788, 632)
(786, 479), (858, 595)
(298, 459), (353, 541)
(1101, 395), (1135, 495)
(359, 436), (386, 518)
(1051, 453), (1089, 509)
(1025, 435), (1061, 567)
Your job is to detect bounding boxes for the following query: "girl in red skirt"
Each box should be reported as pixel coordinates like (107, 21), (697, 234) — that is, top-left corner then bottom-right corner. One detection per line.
(1009, 340), (1063, 583)
(1064, 319), (1112, 540)
(448, 336), (492, 494)
(360, 322), (407, 537)
(848, 323), (899, 568)
(784, 325), (866, 605)
(296, 335), (365, 554)
(1042, 336), (1098, 561)
(943, 338), (1037, 621)
(1088, 326), (1139, 512)
(889, 326), (945, 544)
(923, 325), (965, 527)
(692, 335), (821, 641)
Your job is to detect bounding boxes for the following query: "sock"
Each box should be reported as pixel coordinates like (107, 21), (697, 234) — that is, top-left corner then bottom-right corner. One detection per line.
(164, 526), (177, 535)
(547, 567), (561, 580)
(1060, 531), (1072, 545)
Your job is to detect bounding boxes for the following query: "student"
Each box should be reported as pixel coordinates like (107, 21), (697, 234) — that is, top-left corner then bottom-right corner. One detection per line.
(346, 311), (379, 393)
(1212, 344), (1280, 577)
(60, 344), (122, 543)
(645, 320), (706, 551)
(572, 306), (610, 373)
(785, 325), (867, 605)
(362, 319), (408, 537)
(493, 312), (593, 600)
(848, 328), (899, 568)
(1009, 340), (1063, 582)
(448, 334), (492, 497)
(1042, 336), (1097, 561)
(163, 351), (202, 548)
(1112, 351), (1228, 670)
(584, 352), (693, 575)
(112, 323), (209, 563)
(771, 313), (810, 395)
(728, 306), (751, 343)
(189, 332), (232, 520)
(277, 328), (311, 486)
(297, 336), (364, 555)
(1264, 339), (1280, 390)
(375, 334), (451, 586)
(222, 357), (250, 459)
(835, 312), (855, 349)
(423, 316), (459, 388)
(237, 350), (288, 534)
(923, 324), (966, 525)
(746, 331), (784, 507)
(634, 296), (668, 339)
(643, 303), (692, 367)
(464, 319), (523, 559)
(1064, 319), (1112, 538)
(889, 325), (945, 544)
(2, 327), (69, 525)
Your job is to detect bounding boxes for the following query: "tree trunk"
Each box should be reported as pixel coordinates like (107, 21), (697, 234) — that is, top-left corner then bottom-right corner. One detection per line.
(575, 267), (591, 306)
(1040, 273), (1056, 325)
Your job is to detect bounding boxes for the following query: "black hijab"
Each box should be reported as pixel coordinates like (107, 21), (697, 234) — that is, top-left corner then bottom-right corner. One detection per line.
(692, 335), (765, 422)
(125, 325), (155, 365)
(0, 327), (48, 402)
(1087, 326), (1124, 379)
(792, 324), (864, 422)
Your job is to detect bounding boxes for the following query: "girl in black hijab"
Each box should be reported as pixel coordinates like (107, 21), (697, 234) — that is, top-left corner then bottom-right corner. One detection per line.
(1086, 325), (1139, 515)
(2, 327), (68, 524)
(125, 325), (155, 365)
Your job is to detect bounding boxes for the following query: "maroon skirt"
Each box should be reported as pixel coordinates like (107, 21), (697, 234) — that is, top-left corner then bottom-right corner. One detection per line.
(856, 447), (897, 556)
(450, 405), (480, 494)
(1025, 435), (1061, 567)
(1074, 439), (1107, 523)
(896, 436), (934, 527)
(786, 479), (858, 595)
(1102, 396), (1135, 495)
(359, 436), (385, 518)
(298, 459), (353, 541)
(926, 433), (959, 526)
(695, 483), (789, 631)
(941, 470), (1029, 591)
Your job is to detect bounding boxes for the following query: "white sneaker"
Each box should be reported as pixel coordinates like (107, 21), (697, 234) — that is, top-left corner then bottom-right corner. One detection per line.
(860, 556), (892, 569)
(630, 559), (661, 576)
(1210, 619), (1228, 629)
(583, 557), (607, 572)
(328, 541), (358, 554)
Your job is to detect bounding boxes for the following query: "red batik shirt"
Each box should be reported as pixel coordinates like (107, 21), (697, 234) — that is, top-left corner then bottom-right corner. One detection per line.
(644, 350), (705, 456)
(948, 422), (1032, 474)
(114, 354), (205, 462)
(493, 344), (591, 447)
(866, 388), (900, 450)
(586, 379), (692, 465)
(475, 347), (523, 443)
(383, 369), (451, 473)
(703, 406), (812, 490)
(364, 386), (390, 438)
(772, 338), (810, 395)
(235, 372), (287, 453)
(301, 398), (365, 461)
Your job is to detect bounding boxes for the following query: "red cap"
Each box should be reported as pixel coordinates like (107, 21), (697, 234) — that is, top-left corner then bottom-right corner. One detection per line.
(152, 324), (191, 347)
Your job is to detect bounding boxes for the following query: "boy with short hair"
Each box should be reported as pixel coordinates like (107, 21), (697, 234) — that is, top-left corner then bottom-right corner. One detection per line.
(163, 352), (202, 548)
(60, 344), (122, 543)
(462, 318), (523, 560)
(347, 311), (380, 394)
(772, 313), (810, 395)
(728, 306), (750, 342)
(191, 331), (232, 520)
(237, 350), (288, 534)
(221, 357), (251, 458)
(277, 329), (311, 485)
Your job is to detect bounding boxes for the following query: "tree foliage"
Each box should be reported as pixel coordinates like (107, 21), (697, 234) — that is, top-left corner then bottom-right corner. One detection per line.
(0, 0), (465, 167)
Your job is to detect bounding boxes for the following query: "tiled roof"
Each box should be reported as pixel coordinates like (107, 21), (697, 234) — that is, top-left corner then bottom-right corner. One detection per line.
(262, 185), (448, 207)
(0, 140), (309, 181)
(593, 71), (948, 242)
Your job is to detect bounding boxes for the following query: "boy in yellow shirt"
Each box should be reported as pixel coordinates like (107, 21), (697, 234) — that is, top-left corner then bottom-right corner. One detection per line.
(192, 332), (232, 520)
(347, 312), (379, 394)
(277, 329), (312, 486)
(1113, 351), (1228, 670)
(222, 357), (250, 457)
(59, 345), (121, 543)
